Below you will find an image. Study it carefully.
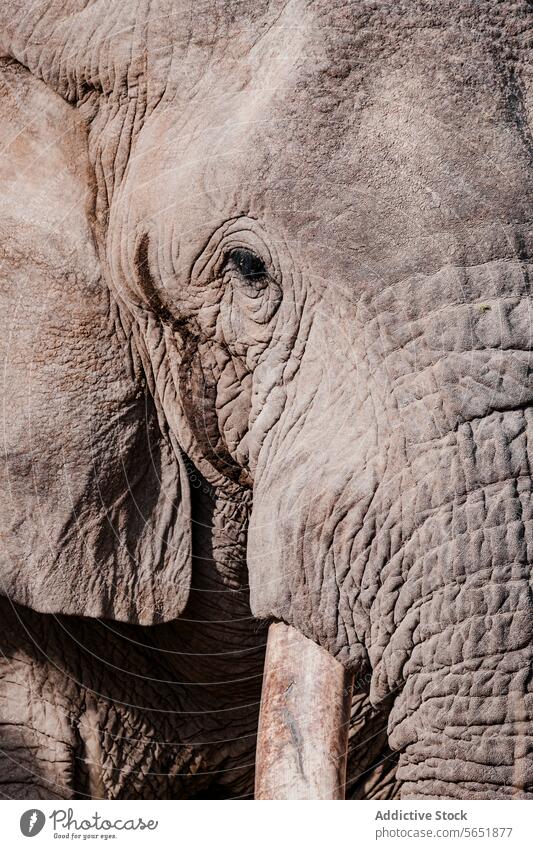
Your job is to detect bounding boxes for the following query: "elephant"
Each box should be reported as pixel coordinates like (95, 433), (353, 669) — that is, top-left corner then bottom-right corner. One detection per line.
(0, 0), (531, 800)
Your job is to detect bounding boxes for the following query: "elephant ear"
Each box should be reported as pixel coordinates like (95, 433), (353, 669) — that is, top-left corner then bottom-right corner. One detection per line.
(0, 59), (191, 625)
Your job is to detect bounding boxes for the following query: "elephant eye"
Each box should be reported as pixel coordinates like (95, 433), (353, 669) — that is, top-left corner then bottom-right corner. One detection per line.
(226, 248), (268, 290)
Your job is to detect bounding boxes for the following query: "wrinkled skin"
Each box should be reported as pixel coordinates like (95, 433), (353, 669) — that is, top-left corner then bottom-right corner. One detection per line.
(0, 0), (532, 799)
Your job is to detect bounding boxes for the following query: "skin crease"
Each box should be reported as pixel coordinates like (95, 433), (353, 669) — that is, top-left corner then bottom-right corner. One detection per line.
(0, 0), (532, 799)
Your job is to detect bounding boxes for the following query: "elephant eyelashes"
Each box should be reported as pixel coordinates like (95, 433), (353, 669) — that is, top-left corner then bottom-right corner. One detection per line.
(220, 242), (282, 325)
(226, 248), (269, 291)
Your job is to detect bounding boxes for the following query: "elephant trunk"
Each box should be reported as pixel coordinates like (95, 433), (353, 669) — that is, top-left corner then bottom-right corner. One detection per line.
(255, 622), (353, 800)
(386, 528), (533, 800)
(381, 410), (533, 799)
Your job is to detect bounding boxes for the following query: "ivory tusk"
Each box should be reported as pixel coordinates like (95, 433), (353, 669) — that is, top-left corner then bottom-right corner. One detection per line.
(255, 621), (353, 799)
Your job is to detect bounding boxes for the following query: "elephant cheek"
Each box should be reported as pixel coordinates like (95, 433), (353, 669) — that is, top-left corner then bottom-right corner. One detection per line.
(246, 453), (375, 669)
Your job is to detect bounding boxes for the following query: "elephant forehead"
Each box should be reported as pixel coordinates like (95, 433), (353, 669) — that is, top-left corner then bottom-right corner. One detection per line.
(122, 0), (531, 282)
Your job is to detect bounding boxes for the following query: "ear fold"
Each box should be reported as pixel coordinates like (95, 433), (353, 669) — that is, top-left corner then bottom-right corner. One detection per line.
(0, 59), (191, 624)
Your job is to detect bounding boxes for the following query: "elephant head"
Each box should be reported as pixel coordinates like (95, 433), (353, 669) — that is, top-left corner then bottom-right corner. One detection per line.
(1, 0), (532, 798)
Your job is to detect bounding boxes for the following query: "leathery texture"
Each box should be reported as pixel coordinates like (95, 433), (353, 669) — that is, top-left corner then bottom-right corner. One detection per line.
(363, 277), (533, 798)
(0, 0), (531, 799)
(0, 479), (397, 799)
(376, 410), (533, 798)
(248, 258), (533, 798)
(0, 484), (263, 799)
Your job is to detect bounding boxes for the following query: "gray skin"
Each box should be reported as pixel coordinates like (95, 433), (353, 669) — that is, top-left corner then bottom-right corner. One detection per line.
(0, 0), (531, 799)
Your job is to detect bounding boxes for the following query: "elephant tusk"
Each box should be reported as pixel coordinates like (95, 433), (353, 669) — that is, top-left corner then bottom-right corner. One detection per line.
(255, 621), (354, 800)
